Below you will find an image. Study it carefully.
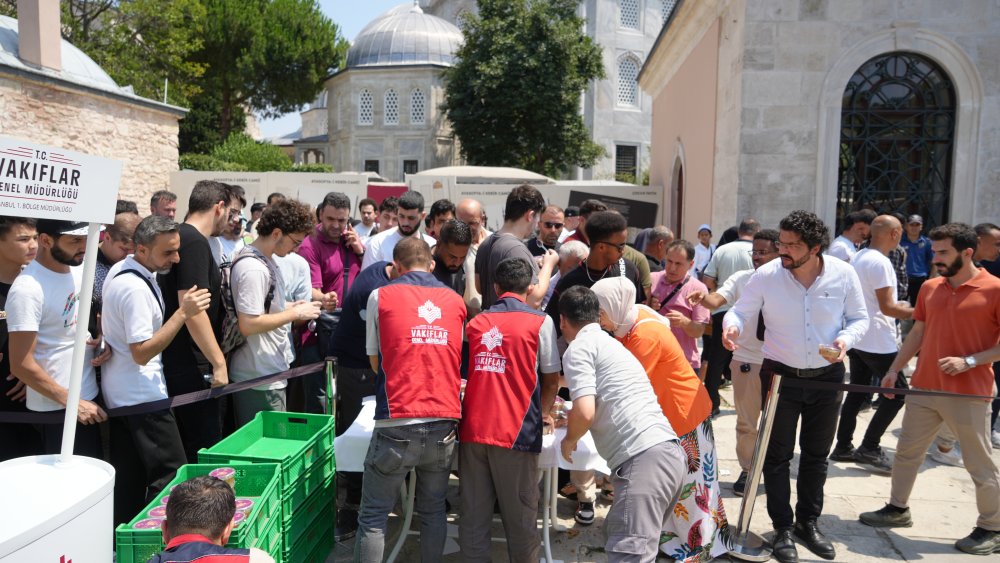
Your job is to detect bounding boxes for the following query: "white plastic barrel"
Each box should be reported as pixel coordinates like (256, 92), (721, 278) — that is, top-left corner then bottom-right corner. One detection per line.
(0, 455), (115, 562)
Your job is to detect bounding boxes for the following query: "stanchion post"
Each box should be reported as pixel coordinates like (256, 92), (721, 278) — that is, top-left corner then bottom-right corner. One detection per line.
(325, 357), (338, 418)
(728, 373), (784, 562)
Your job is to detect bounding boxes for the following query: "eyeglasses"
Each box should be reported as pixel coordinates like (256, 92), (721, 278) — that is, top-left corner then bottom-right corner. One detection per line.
(775, 240), (805, 250)
(287, 235), (304, 248)
(543, 222), (564, 230)
(596, 241), (626, 252)
(749, 249), (777, 256)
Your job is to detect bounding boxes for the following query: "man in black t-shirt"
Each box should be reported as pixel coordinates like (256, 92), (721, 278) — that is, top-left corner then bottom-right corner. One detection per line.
(431, 219), (470, 296)
(158, 181), (243, 459)
(0, 216), (42, 461)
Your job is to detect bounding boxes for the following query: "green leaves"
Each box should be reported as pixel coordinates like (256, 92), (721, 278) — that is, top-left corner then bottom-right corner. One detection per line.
(443, 0), (606, 176)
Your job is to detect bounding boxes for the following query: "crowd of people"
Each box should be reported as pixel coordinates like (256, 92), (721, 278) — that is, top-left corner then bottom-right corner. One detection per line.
(1, 180), (998, 562)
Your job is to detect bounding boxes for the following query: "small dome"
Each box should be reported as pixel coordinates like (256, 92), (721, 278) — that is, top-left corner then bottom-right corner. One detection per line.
(346, 2), (462, 69)
(309, 90), (328, 110)
(0, 15), (122, 93)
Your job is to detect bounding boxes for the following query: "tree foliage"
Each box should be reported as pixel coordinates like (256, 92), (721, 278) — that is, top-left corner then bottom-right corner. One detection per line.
(0, 0), (207, 106)
(208, 133), (291, 171)
(193, 0), (346, 139)
(443, 0), (605, 176)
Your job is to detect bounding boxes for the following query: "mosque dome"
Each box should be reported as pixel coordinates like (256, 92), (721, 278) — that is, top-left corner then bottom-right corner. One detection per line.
(346, 2), (462, 69)
(0, 15), (123, 93)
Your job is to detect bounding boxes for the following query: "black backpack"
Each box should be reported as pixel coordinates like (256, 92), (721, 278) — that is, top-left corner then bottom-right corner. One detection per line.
(219, 246), (275, 357)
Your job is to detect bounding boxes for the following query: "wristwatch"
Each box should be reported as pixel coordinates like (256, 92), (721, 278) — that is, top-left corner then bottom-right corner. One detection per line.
(964, 355), (977, 369)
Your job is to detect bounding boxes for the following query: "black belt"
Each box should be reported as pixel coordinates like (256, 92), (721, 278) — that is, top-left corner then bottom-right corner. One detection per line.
(767, 360), (841, 379)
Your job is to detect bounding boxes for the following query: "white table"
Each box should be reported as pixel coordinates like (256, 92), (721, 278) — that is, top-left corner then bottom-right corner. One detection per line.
(333, 396), (610, 563)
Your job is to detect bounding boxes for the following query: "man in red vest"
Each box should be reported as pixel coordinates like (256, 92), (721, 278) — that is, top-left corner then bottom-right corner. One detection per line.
(151, 476), (274, 562)
(459, 257), (561, 561)
(356, 237), (467, 562)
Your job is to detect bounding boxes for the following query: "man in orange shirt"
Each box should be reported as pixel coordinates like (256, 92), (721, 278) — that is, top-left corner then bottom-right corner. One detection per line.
(860, 223), (1000, 555)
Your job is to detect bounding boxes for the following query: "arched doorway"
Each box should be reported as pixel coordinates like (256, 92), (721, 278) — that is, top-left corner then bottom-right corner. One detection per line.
(836, 52), (955, 231)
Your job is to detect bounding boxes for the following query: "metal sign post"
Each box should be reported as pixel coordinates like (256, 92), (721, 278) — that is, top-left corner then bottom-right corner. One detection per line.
(728, 373), (784, 562)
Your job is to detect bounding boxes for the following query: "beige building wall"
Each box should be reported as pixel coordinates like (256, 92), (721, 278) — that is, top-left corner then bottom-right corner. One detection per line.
(645, 16), (721, 239)
(0, 75), (183, 208)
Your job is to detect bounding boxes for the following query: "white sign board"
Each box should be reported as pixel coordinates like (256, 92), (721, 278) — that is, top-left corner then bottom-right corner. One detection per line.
(0, 136), (122, 224)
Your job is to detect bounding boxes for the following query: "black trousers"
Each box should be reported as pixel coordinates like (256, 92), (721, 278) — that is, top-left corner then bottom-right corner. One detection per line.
(335, 364), (379, 509)
(165, 369), (222, 462)
(41, 417), (103, 459)
(0, 381), (43, 462)
(836, 350), (905, 450)
(906, 276), (927, 307)
(760, 359), (845, 528)
(110, 410), (187, 524)
(704, 311), (734, 409)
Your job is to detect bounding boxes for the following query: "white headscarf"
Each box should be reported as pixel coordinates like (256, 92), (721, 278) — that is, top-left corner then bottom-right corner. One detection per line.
(592, 277), (639, 338)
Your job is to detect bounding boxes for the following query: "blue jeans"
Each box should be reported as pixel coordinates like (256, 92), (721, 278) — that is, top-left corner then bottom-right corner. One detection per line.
(354, 420), (458, 563)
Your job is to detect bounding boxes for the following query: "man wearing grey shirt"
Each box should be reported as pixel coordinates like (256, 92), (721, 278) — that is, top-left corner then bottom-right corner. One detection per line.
(723, 210), (868, 563)
(558, 285), (684, 562)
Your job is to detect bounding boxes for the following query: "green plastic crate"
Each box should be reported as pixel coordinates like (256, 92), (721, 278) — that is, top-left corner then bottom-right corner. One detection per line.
(253, 507), (284, 563)
(284, 508), (336, 563)
(198, 412), (335, 490)
(283, 476), (335, 551)
(114, 462), (282, 563)
(281, 449), (336, 521)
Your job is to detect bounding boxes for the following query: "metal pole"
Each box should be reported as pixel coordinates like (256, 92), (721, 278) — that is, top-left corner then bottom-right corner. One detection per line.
(728, 373), (783, 562)
(325, 357), (338, 417)
(59, 222), (102, 461)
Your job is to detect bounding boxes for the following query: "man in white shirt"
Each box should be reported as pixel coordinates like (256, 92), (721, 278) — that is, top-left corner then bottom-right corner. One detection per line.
(826, 209), (876, 262)
(688, 228), (779, 496)
(102, 215), (211, 524)
(830, 215), (914, 473)
(723, 210), (868, 563)
(701, 218), (758, 413)
(354, 198), (378, 242)
(361, 191), (436, 270)
(229, 200), (321, 425)
(7, 219), (107, 458)
(693, 224), (715, 276)
(558, 285), (684, 562)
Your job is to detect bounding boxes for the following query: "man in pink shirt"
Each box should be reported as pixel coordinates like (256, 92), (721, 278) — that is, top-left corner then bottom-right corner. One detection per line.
(650, 240), (710, 378)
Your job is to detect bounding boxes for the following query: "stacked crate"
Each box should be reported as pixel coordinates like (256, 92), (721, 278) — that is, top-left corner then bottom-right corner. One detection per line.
(115, 463), (283, 563)
(199, 411), (337, 563)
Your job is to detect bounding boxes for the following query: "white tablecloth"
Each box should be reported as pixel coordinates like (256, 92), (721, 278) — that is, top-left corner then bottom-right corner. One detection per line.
(333, 396), (610, 474)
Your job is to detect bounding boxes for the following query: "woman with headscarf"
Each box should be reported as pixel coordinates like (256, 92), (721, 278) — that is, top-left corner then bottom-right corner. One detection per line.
(591, 277), (733, 563)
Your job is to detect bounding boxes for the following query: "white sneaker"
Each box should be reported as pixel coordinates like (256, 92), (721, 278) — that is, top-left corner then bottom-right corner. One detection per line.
(928, 445), (964, 467)
(992, 431), (1000, 449)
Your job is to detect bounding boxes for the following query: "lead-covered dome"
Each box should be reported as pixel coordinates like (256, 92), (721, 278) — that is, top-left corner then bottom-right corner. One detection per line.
(346, 3), (462, 69)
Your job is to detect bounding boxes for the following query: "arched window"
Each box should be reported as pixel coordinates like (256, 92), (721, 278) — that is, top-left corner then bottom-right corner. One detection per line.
(384, 89), (399, 126)
(358, 88), (373, 126)
(411, 88), (427, 125)
(620, 0), (640, 30)
(837, 52), (955, 231)
(661, 0), (677, 24)
(617, 55), (640, 107)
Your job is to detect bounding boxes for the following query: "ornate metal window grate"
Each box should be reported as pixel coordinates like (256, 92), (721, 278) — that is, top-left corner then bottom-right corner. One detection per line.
(384, 89), (399, 126)
(411, 89), (426, 125)
(617, 55), (640, 107)
(620, 0), (640, 30)
(662, 0), (677, 24)
(837, 52), (955, 232)
(359, 88), (374, 126)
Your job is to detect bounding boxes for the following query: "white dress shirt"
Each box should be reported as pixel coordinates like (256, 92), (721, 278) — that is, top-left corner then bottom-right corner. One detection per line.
(723, 256), (869, 369)
(826, 235), (857, 262)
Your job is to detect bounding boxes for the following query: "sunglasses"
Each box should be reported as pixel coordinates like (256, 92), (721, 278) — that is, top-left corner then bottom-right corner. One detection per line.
(543, 222), (564, 229)
(596, 241), (626, 252)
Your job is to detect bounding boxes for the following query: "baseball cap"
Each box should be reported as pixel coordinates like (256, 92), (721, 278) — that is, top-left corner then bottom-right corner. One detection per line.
(907, 214), (924, 225)
(36, 220), (90, 237)
(565, 206), (580, 218)
(698, 223), (712, 234)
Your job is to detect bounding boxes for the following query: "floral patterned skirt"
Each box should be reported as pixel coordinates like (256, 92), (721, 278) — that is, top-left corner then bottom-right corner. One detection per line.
(659, 418), (733, 562)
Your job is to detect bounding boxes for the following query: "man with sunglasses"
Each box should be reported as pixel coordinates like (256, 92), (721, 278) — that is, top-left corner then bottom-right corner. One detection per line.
(527, 205), (564, 257)
(228, 199), (321, 425)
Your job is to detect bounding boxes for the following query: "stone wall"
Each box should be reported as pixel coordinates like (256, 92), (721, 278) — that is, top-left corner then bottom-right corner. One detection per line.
(739, 0), (1000, 228)
(0, 73), (182, 212)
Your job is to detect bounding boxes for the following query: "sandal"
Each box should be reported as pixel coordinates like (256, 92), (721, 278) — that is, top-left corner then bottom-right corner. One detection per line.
(599, 488), (614, 502)
(559, 483), (579, 501)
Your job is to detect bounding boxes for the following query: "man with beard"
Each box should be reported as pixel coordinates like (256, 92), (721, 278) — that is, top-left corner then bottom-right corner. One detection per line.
(102, 215), (210, 523)
(431, 219), (471, 295)
(0, 216), (42, 462)
(362, 191), (435, 270)
(297, 191), (364, 412)
(527, 205), (564, 257)
(7, 220), (107, 457)
(723, 210), (868, 563)
(159, 180), (243, 461)
(687, 228), (780, 496)
(860, 222), (1000, 555)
